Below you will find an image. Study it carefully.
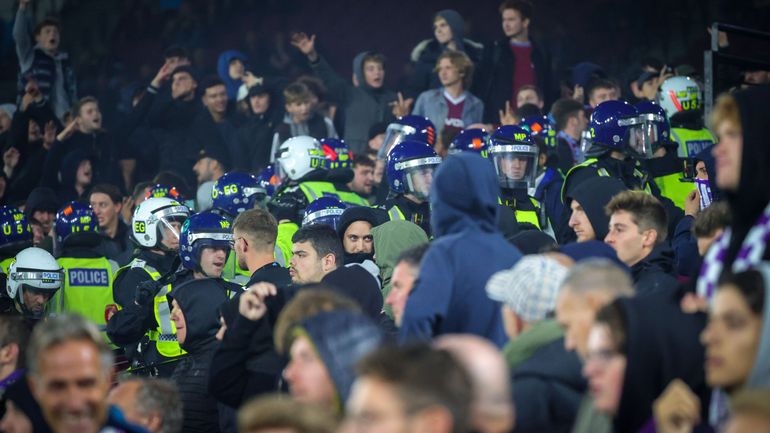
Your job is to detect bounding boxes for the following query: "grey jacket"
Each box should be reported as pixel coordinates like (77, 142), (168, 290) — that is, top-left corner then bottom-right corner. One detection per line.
(411, 88), (484, 136)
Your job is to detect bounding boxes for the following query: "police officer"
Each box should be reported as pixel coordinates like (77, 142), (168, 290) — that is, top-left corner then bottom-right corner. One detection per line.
(383, 139), (441, 236)
(4, 247), (63, 320)
(638, 101), (696, 210)
(448, 128), (492, 158)
(212, 171), (268, 281)
(489, 125), (546, 231)
(657, 76), (716, 158)
(51, 201), (118, 336)
(560, 100), (681, 243)
(269, 136), (343, 225)
(106, 197), (191, 376)
(178, 211), (238, 284)
(320, 138), (370, 206)
(302, 196), (347, 230)
(0, 206), (33, 274)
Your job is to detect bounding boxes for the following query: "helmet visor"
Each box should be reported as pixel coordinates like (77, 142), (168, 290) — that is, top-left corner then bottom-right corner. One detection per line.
(378, 124), (416, 160)
(398, 157), (441, 201)
(620, 114), (662, 159)
(491, 145), (538, 189)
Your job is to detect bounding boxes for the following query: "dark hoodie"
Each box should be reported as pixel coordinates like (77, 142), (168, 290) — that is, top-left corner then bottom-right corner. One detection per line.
(399, 153), (522, 347)
(309, 52), (397, 154)
(562, 176), (627, 244)
(170, 278), (233, 433)
(722, 85), (770, 267)
(612, 295), (710, 433)
(3, 378), (53, 433)
(217, 50), (248, 101)
(630, 244), (679, 297)
(57, 148), (91, 203)
(406, 9), (483, 98)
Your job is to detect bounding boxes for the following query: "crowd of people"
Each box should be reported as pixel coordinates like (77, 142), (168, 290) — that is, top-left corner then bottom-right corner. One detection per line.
(0, 0), (769, 433)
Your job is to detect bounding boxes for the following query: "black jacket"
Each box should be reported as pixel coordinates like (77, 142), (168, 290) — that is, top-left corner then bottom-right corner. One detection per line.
(383, 195), (432, 237)
(512, 338), (586, 433)
(473, 37), (553, 123)
(208, 263), (292, 408)
(237, 107), (282, 172)
(42, 130), (127, 192)
(147, 94), (200, 185)
(170, 277), (234, 433)
(631, 244), (679, 296)
(561, 176), (627, 245)
(105, 250), (182, 372)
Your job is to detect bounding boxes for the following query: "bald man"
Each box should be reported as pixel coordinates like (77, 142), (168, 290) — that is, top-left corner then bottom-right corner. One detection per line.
(435, 335), (515, 433)
(108, 378), (183, 433)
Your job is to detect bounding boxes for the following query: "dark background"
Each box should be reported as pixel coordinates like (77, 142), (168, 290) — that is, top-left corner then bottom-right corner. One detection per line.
(0, 0), (768, 118)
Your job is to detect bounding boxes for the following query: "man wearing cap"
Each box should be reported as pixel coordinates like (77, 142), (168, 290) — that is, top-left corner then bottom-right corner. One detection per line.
(486, 255), (585, 433)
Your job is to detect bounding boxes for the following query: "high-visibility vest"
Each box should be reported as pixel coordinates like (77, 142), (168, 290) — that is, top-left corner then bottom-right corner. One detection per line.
(562, 157), (653, 201)
(499, 196), (543, 229)
(54, 256), (116, 333)
(113, 259), (185, 359)
(653, 172), (697, 210)
(299, 181), (369, 206)
(223, 251), (250, 285)
(670, 127), (716, 158)
(276, 222), (298, 267)
(0, 257), (13, 274)
(387, 205), (406, 221)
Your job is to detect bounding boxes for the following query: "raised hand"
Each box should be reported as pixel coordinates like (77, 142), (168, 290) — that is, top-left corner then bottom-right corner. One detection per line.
(290, 32), (318, 61)
(498, 100), (518, 126)
(238, 282), (278, 321)
(390, 92), (414, 118)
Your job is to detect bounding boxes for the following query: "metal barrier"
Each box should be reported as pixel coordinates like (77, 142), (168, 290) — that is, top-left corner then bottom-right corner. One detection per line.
(704, 23), (770, 117)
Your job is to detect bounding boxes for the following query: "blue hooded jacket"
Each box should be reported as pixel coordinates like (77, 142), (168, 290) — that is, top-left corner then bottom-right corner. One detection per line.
(217, 50), (248, 100)
(399, 153), (522, 347)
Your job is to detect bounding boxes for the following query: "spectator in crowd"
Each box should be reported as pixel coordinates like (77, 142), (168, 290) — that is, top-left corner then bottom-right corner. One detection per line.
(271, 82), (337, 155)
(42, 96), (133, 192)
(217, 50), (249, 101)
(407, 9), (484, 98)
(371, 220), (429, 315)
(291, 32), (398, 154)
(412, 51), (483, 137)
(697, 85), (770, 302)
(654, 266), (770, 432)
(237, 395), (339, 433)
(435, 335), (515, 433)
(192, 145), (228, 187)
(564, 176), (627, 244)
(208, 209), (291, 408)
(88, 183), (131, 265)
(108, 378), (184, 433)
(346, 155), (376, 200)
(515, 85), (544, 109)
(190, 77), (245, 174)
(385, 243), (429, 327)
(336, 206), (383, 261)
(551, 98), (588, 172)
(3, 81), (59, 205)
(1, 377), (53, 433)
(55, 149), (91, 202)
(26, 314), (148, 433)
(238, 84), (283, 172)
(13, 0), (77, 119)
(289, 224), (342, 285)
(400, 152), (522, 346)
(474, 0), (554, 124)
(24, 186), (59, 237)
(486, 255), (585, 433)
(719, 390), (770, 433)
(279, 309), (384, 415)
(672, 200), (731, 280)
(0, 316), (30, 393)
(604, 191), (678, 295)
(692, 201), (732, 256)
(586, 79), (619, 108)
(346, 344), (473, 433)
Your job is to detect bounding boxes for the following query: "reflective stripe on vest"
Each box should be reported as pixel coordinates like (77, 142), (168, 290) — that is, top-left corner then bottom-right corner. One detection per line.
(670, 127), (716, 158)
(299, 181), (368, 207)
(562, 157), (652, 200)
(653, 173), (697, 210)
(54, 257), (115, 328)
(388, 206), (406, 221)
(0, 257), (13, 275)
(114, 258), (185, 358)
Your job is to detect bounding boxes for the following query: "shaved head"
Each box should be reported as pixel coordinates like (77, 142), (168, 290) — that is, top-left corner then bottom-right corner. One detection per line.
(435, 334), (515, 433)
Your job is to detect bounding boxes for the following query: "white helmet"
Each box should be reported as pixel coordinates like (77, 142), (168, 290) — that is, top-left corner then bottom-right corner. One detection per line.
(132, 197), (190, 249)
(656, 76), (703, 119)
(7, 247), (63, 317)
(275, 136), (325, 181)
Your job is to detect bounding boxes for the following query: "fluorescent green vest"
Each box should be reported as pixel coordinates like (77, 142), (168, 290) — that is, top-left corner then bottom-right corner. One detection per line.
(670, 127), (716, 158)
(113, 259), (186, 359)
(276, 222), (298, 268)
(223, 251), (250, 285)
(653, 173), (697, 211)
(54, 257), (116, 334)
(299, 181), (369, 206)
(562, 158), (653, 201)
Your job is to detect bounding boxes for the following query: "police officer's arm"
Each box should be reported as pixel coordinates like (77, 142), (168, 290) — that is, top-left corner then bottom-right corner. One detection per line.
(398, 245), (452, 343)
(105, 269), (154, 346)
